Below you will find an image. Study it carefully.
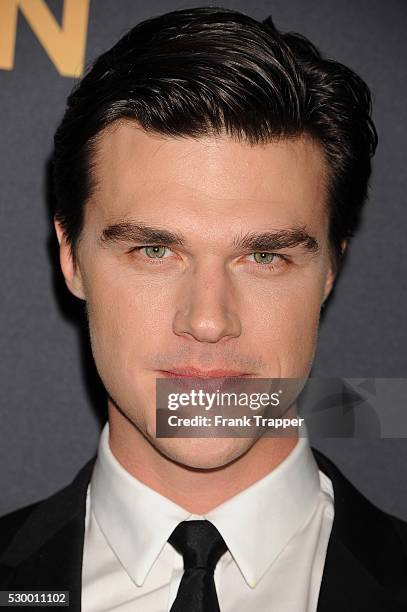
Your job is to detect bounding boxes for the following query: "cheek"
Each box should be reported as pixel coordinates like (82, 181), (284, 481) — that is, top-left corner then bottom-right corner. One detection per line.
(84, 267), (171, 372)
(83, 270), (172, 422)
(245, 270), (323, 374)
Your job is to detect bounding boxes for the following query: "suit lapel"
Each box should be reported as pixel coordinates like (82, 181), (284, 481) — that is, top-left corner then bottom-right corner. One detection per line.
(0, 457), (96, 612)
(313, 448), (407, 611)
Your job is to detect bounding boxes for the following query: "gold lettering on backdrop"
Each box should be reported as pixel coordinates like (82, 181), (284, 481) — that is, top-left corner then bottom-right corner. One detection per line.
(0, 0), (90, 77)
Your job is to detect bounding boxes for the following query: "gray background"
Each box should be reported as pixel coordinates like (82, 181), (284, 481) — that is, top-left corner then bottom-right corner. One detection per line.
(0, 0), (406, 517)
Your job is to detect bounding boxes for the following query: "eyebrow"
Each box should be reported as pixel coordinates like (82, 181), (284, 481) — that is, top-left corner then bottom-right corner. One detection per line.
(99, 221), (319, 253)
(232, 228), (319, 253)
(100, 222), (186, 248)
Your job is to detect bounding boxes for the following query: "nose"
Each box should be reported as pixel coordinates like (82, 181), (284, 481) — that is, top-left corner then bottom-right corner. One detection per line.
(172, 259), (241, 343)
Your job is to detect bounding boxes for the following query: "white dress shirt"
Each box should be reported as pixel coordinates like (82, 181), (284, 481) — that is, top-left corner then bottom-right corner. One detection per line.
(82, 423), (334, 611)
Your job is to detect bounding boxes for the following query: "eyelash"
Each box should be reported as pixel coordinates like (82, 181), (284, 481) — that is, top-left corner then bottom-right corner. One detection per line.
(128, 246), (289, 271)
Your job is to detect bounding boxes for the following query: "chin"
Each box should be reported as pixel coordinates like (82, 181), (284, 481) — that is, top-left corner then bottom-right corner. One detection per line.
(154, 436), (256, 471)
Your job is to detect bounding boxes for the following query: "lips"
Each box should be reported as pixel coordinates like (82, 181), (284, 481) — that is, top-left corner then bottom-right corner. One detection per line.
(156, 368), (253, 394)
(158, 367), (251, 378)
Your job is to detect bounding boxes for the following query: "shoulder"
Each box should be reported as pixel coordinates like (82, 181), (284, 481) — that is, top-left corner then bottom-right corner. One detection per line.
(386, 511), (407, 547)
(312, 446), (407, 527)
(0, 502), (41, 555)
(0, 457), (96, 562)
(312, 447), (407, 608)
(313, 446), (406, 510)
(313, 447), (407, 583)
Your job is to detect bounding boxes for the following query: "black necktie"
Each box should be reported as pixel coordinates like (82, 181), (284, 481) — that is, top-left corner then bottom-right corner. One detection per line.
(168, 520), (228, 612)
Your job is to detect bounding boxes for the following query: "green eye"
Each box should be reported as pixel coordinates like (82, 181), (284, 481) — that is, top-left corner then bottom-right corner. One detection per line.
(253, 252), (276, 264)
(144, 246), (167, 258)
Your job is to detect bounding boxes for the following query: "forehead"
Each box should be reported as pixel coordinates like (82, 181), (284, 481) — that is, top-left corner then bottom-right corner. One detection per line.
(87, 121), (328, 229)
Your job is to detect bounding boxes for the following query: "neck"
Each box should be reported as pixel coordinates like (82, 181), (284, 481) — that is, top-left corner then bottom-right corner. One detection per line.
(107, 401), (298, 514)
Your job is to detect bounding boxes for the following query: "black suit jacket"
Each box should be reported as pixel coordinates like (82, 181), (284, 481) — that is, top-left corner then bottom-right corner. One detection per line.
(1, 449), (407, 611)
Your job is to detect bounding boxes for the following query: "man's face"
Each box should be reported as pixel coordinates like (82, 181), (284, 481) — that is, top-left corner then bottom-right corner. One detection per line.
(56, 122), (335, 468)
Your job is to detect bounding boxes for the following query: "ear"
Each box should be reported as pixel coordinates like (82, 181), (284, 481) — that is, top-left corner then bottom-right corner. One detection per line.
(322, 240), (347, 305)
(54, 218), (86, 300)
(322, 267), (335, 304)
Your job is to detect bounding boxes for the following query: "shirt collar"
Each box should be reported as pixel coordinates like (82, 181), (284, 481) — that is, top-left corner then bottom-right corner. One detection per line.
(91, 423), (321, 588)
(90, 423), (190, 586)
(205, 433), (321, 587)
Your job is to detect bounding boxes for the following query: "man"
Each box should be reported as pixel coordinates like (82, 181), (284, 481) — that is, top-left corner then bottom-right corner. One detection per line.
(1, 6), (406, 612)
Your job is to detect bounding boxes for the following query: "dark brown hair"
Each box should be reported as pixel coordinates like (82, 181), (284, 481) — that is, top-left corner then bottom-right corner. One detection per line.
(53, 6), (377, 270)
